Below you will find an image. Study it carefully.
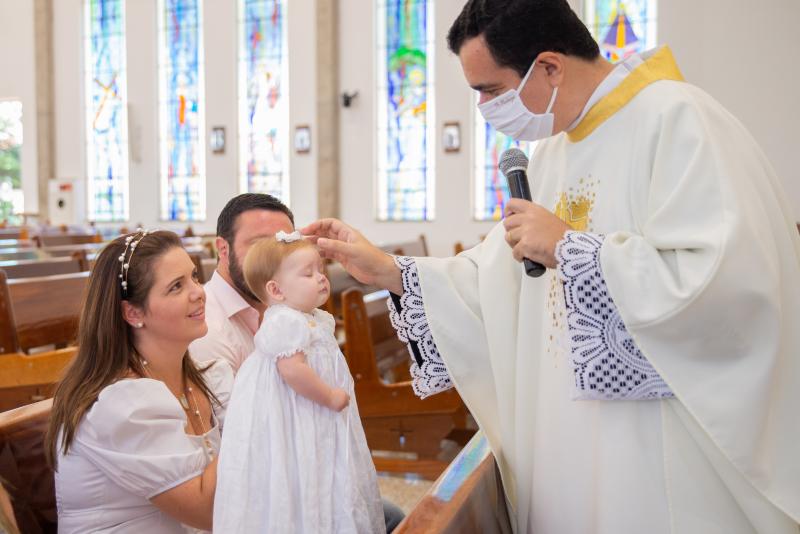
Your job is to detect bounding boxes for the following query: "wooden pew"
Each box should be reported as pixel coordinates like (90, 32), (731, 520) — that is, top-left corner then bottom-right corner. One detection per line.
(33, 233), (101, 247)
(0, 399), (56, 534)
(379, 234), (429, 257)
(0, 349), (76, 412)
(0, 239), (34, 250)
(40, 242), (105, 258)
(341, 287), (473, 480)
(0, 270), (89, 353)
(0, 251), (88, 280)
(0, 248), (41, 262)
(0, 228), (27, 240)
(394, 431), (512, 534)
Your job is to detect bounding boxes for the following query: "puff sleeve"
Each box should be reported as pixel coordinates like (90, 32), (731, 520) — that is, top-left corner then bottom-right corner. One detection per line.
(73, 380), (209, 500)
(253, 305), (312, 360)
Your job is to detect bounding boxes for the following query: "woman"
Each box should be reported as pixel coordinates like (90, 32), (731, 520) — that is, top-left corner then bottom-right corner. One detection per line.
(45, 230), (232, 533)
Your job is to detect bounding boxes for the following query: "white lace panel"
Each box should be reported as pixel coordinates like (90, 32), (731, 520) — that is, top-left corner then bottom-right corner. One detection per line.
(556, 231), (674, 400)
(386, 256), (454, 398)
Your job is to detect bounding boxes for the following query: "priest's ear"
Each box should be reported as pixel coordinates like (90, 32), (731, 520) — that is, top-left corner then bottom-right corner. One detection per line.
(534, 52), (565, 87)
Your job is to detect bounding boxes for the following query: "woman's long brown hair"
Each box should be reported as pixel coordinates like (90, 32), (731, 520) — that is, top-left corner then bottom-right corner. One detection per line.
(45, 230), (219, 467)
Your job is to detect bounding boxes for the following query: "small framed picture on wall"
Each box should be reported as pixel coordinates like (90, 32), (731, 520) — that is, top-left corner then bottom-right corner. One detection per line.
(443, 121), (461, 153)
(294, 125), (312, 154)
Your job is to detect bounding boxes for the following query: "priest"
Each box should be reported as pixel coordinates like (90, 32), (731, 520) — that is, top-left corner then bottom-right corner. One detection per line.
(304, 1), (800, 532)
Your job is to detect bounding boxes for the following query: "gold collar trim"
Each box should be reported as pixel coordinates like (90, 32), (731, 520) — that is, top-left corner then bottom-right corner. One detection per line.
(568, 46), (685, 143)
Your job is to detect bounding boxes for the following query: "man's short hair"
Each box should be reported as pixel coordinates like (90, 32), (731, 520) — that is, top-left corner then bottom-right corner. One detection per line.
(447, 0), (600, 77)
(216, 193), (295, 244)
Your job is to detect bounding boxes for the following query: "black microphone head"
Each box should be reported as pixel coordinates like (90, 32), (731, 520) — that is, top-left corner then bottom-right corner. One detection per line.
(499, 148), (529, 177)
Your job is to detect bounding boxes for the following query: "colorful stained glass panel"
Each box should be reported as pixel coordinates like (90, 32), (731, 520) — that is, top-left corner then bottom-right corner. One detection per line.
(85, 0), (129, 222)
(239, 0), (289, 199)
(583, 0), (657, 62)
(377, 0), (435, 221)
(473, 102), (534, 221)
(158, 0), (205, 221)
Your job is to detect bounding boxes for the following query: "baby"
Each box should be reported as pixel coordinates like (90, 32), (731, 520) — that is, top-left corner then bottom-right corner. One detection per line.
(213, 231), (385, 534)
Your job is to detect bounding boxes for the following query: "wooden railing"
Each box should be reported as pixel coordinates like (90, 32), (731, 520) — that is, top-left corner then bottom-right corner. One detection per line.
(395, 431), (512, 534)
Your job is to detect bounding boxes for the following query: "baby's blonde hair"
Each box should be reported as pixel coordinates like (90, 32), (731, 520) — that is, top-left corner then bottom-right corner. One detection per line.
(243, 237), (315, 304)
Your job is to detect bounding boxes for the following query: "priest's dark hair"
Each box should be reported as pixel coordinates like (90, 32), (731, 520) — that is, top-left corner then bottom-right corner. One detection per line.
(447, 0), (600, 77)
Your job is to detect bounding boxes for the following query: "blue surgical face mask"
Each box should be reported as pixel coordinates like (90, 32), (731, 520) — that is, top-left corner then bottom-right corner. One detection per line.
(478, 60), (559, 142)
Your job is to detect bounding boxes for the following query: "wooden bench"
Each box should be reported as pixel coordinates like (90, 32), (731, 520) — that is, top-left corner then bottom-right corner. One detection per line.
(40, 242), (105, 258)
(0, 252), (88, 280)
(395, 431), (512, 534)
(0, 239), (34, 250)
(0, 399), (56, 534)
(0, 270), (89, 354)
(33, 233), (101, 247)
(0, 349), (76, 412)
(0, 248), (41, 262)
(341, 287), (473, 480)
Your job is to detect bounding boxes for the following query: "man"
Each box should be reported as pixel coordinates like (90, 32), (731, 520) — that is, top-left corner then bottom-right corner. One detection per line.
(190, 193), (406, 532)
(191, 193), (294, 371)
(304, 1), (800, 533)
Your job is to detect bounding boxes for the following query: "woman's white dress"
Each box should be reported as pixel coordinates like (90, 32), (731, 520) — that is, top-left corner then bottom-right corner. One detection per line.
(214, 305), (385, 534)
(55, 359), (233, 533)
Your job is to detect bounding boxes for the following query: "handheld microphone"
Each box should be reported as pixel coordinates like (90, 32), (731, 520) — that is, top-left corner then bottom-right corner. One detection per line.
(499, 148), (546, 278)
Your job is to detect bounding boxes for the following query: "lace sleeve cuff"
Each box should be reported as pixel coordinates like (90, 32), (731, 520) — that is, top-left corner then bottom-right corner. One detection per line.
(387, 256), (454, 398)
(556, 231), (674, 400)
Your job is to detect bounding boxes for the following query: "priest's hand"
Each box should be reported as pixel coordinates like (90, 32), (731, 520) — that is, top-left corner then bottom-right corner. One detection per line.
(503, 199), (571, 269)
(301, 218), (403, 295)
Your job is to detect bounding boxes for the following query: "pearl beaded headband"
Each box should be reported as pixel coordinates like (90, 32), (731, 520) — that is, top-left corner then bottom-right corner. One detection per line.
(119, 229), (150, 298)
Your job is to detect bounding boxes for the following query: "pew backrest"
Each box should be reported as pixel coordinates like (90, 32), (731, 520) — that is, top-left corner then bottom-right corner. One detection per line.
(0, 252), (88, 280)
(0, 349), (76, 411)
(2, 271), (89, 352)
(34, 233), (100, 247)
(0, 399), (56, 534)
(394, 432), (512, 534)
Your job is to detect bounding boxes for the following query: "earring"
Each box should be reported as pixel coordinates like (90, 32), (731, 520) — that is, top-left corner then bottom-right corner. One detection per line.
(135, 322), (143, 329)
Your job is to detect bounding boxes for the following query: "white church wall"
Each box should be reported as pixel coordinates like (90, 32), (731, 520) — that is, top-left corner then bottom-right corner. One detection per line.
(51, 0), (320, 233)
(0, 0), (39, 213)
(659, 0), (800, 222)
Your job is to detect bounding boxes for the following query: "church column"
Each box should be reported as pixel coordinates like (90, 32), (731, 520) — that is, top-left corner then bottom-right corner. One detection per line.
(33, 0), (55, 220)
(315, 0), (340, 219)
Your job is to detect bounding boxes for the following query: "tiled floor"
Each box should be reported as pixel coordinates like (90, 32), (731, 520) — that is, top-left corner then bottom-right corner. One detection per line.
(377, 474), (434, 514)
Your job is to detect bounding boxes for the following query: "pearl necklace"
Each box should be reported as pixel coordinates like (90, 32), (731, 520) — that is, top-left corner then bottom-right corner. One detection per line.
(141, 359), (214, 458)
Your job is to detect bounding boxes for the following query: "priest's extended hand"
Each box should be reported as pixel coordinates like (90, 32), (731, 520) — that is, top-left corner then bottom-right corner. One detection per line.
(301, 218), (403, 295)
(503, 199), (572, 269)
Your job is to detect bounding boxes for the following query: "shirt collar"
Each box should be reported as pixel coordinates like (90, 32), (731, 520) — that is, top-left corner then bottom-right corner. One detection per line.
(567, 52), (645, 132)
(206, 270), (256, 320)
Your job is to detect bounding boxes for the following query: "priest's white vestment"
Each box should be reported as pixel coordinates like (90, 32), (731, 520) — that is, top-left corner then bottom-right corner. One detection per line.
(414, 47), (800, 533)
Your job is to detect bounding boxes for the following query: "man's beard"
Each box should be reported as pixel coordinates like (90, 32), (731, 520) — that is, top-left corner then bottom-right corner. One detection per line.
(228, 246), (260, 303)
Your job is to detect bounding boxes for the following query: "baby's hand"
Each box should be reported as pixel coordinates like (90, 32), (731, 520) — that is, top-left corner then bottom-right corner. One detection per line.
(327, 388), (350, 412)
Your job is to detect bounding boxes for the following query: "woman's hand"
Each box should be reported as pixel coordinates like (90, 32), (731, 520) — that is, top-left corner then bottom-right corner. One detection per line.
(503, 199), (571, 269)
(301, 219), (403, 295)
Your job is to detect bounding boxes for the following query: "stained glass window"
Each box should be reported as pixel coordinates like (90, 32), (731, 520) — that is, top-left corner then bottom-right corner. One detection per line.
(583, 0), (657, 63)
(377, 0), (435, 221)
(0, 101), (24, 224)
(158, 0), (205, 221)
(238, 0), (289, 199)
(84, 0), (129, 222)
(473, 103), (534, 221)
